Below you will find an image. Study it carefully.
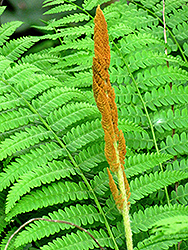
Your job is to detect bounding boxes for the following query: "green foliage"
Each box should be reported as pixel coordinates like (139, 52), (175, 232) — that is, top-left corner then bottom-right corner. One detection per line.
(0, 1), (188, 250)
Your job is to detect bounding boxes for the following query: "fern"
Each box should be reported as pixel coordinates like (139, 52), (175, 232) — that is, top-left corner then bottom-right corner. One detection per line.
(0, 0), (188, 249)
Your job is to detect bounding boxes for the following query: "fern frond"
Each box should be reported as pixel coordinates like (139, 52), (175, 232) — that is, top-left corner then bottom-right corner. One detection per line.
(130, 171), (188, 204)
(75, 142), (106, 172)
(125, 130), (153, 150)
(153, 108), (188, 133)
(135, 232), (187, 250)
(0, 21), (23, 47)
(14, 204), (104, 247)
(0, 125), (54, 161)
(44, 4), (77, 15)
(6, 160), (76, 213)
(144, 85), (188, 111)
(160, 132), (188, 155)
(46, 13), (90, 28)
(171, 183), (188, 205)
(47, 102), (99, 132)
(0, 36), (40, 61)
(137, 65), (188, 89)
(0, 108), (38, 133)
(125, 153), (172, 178)
(0, 142), (66, 191)
(64, 119), (104, 152)
(34, 87), (87, 116)
(91, 169), (110, 196)
(49, 37), (93, 53)
(118, 119), (145, 133)
(61, 70), (93, 88)
(131, 204), (188, 234)
(3, 63), (40, 83)
(6, 181), (90, 221)
(39, 229), (111, 250)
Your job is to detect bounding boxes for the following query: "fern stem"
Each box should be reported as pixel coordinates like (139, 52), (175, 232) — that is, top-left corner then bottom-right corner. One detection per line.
(117, 167), (133, 250)
(110, 42), (170, 206)
(1, 78), (119, 250)
(130, 0), (187, 62)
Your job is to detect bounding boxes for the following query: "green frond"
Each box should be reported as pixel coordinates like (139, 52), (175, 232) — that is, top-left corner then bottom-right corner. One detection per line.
(0, 227), (22, 250)
(91, 169), (109, 196)
(47, 102), (99, 133)
(49, 37), (93, 53)
(6, 160), (76, 213)
(20, 53), (59, 71)
(75, 142), (106, 172)
(43, 0), (76, 8)
(6, 181), (90, 221)
(83, 0), (110, 10)
(0, 108), (38, 133)
(153, 108), (188, 133)
(130, 170), (188, 204)
(0, 21), (23, 47)
(43, 24), (93, 41)
(33, 87), (87, 116)
(0, 191), (7, 235)
(125, 130), (153, 150)
(61, 70), (93, 88)
(131, 204), (188, 234)
(167, 158), (188, 173)
(39, 229), (111, 250)
(0, 6), (6, 16)
(56, 51), (92, 71)
(0, 36), (40, 61)
(3, 63), (40, 83)
(44, 4), (77, 15)
(0, 92), (25, 111)
(17, 74), (62, 100)
(0, 142), (66, 191)
(125, 153), (172, 178)
(0, 55), (12, 75)
(14, 204), (104, 247)
(160, 132), (188, 155)
(46, 13), (90, 28)
(135, 232), (187, 250)
(64, 119), (104, 152)
(0, 125), (54, 161)
(137, 65), (188, 89)
(119, 106), (147, 125)
(144, 85), (188, 111)
(171, 183), (188, 205)
(118, 119), (145, 133)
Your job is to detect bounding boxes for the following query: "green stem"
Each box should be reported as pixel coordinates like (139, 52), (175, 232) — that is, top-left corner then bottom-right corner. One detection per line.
(1, 78), (119, 250)
(117, 167), (133, 250)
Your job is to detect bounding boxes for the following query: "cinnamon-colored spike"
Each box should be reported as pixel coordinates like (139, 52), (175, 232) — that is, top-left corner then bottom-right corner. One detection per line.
(93, 5), (131, 210)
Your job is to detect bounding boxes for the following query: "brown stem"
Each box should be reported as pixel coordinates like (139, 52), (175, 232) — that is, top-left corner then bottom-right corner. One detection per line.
(4, 218), (105, 250)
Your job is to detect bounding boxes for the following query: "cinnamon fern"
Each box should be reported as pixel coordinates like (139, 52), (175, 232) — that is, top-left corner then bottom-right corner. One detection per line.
(0, 0), (188, 249)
